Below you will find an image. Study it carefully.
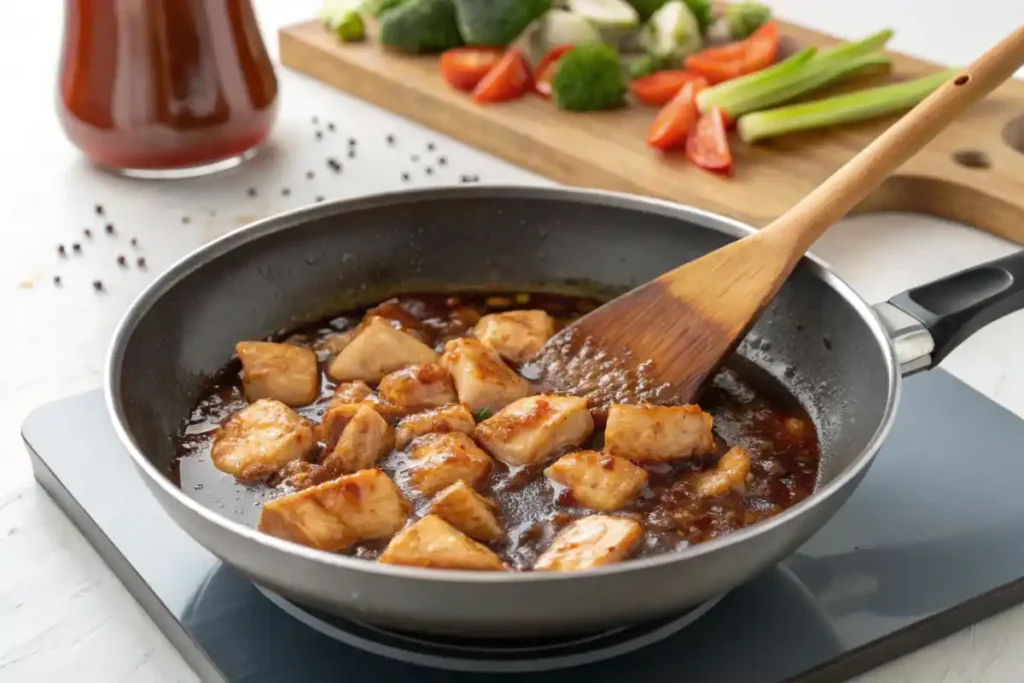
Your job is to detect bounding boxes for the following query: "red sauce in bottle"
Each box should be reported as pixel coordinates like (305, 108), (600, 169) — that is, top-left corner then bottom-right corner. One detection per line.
(58, 0), (279, 175)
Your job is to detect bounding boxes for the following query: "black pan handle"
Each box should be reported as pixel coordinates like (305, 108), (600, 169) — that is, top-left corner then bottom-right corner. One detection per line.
(887, 249), (1024, 369)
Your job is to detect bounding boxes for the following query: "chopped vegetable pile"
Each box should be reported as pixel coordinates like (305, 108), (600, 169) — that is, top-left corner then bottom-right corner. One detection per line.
(320, 0), (955, 177)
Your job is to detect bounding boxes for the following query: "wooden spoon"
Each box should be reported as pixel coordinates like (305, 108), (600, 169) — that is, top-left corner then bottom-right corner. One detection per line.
(547, 24), (1024, 407)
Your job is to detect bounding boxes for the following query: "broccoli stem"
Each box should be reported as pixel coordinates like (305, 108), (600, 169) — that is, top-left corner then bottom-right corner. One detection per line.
(737, 68), (956, 143)
(698, 29), (894, 117)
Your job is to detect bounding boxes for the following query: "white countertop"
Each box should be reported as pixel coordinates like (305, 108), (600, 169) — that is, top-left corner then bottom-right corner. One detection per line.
(1, 2), (1022, 681)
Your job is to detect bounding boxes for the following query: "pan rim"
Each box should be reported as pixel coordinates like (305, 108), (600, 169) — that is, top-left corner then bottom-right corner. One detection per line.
(105, 185), (901, 584)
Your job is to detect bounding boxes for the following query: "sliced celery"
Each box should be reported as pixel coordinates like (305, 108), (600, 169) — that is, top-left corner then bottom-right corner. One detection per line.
(737, 68), (956, 143)
(697, 28), (894, 116)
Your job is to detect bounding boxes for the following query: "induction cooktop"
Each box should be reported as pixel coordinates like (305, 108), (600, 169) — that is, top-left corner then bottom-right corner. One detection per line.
(25, 370), (1024, 682)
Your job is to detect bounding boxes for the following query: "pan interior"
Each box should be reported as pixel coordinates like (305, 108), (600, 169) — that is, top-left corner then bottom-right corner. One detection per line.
(114, 190), (892, 525)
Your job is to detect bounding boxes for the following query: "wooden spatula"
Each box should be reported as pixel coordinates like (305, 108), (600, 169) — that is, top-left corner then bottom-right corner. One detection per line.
(547, 24), (1024, 407)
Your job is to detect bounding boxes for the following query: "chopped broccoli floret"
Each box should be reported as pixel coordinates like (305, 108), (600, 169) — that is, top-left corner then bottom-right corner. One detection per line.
(551, 44), (627, 112)
(682, 0), (714, 31)
(379, 0), (463, 53)
(358, 0), (407, 18)
(453, 0), (551, 47)
(626, 53), (677, 79)
(627, 0), (669, 21)
(725, 1), (771, 39)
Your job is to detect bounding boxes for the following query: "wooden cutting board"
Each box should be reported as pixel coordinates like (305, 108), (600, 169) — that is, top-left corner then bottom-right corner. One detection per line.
(279, 19), (1024, 243)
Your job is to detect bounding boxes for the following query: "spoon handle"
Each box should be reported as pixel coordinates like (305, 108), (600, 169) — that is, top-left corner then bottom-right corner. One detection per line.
(762, 23), (1024, 260)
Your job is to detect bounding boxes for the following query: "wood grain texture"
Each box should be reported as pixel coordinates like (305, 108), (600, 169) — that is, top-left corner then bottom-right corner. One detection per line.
(279, 19), (1024, 243)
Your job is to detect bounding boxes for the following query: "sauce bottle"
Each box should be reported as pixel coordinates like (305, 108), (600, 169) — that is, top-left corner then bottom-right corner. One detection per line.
(58, 0), (279, 178)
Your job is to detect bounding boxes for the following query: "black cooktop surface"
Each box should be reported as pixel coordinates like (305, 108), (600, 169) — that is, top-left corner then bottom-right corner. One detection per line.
(25, 370), (1024, 682)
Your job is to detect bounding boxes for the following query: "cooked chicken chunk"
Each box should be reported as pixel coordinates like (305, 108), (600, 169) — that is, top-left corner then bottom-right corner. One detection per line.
(472, 310), (556, 364)
(395, 404), (477, 449)
(259, 469), (410, 551)
(545, 451), (647, 512)
(211, 399), (316, 482)
(320, 404), (395, 475)
(429, 481), (503, 542)
(379, 515), (505, 570)
(332, 380), (374, 404)
(406, 433), (493, 496)
(327, 317), (438, 383)
(604, 404), (714, 462)
(235, 341), (319, 407)
(475, 395), (594, 467)
(534, 515), (642, 571)
(317, 394), (403, 451)
(440, 338), (529, 414)
(692, 447), (751, 497)
(378, 363), (457, 410)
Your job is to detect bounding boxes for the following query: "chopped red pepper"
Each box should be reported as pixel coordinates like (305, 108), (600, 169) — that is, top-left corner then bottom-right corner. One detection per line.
(645, 79), (707, 151)
(472, 48), (533, 104)
(533, 45), (574, 98)
(685, 23), (779, 85)
(440, 47), (504, 92)
(630, 70), (706, 107)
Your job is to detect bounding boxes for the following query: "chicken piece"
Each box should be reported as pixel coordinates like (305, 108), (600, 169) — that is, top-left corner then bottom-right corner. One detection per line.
(320, 404), (395, 475)
(692, 447), (751, 497)
(211, 399), (316, 482)
(440, 338), (529, 414)
(379, 515), (505, 570)
(406, 433), (492, 496)
(259, 469), (410, 551)
(327, 316), (438, 383)
(395, 404), (477, 449)
(472, 310), (556, 364)
(475, 395), (594, 467)
(604, 404), (714, 462)
(544, 451), (647, 512)
(332, 380), (374, 404)
(235, 341), (320, 407)
(378, 363), (457, 411)
(534, 515), (642, 571)
(317, 393), (404, 451)
(429, 481), (503, 542)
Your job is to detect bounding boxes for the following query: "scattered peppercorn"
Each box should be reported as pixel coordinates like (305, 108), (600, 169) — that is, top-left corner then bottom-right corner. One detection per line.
(53, 275), (61, 286)
(315, 195), (325, 202)
(95, 204), (104, 216)
(311, 116), (319, 124)
(306, 171), (315, 180)
(327, 158), (342, 172)
(130, 237), (138, 247)
(117, 255), (127, 266)
(425, 167), (434, 175)
(181, 216), (191, 224)
(137, 257), (147, 268)
(460, 175), (470, 183)
(83, 228), (92, 238)
(282, 187), (291, 196)
(57, 244), (66, 256)
(315, 131), (323, 140)
(92, 280), (104, 291)
(347, 149), (355, 159)
(72, 242), (82, 252)
(438, 156), (447, 166)
(105, 223), (115, 234)
(386, 134), (395, 145)
(327, 122), (336, 132)
(427, 142), (435, 151)
(347, 137), (356, 147)
(247, 187), (257, 197)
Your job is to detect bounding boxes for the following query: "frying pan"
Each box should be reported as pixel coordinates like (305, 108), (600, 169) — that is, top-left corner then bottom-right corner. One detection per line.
(106, 187), (1024, 637)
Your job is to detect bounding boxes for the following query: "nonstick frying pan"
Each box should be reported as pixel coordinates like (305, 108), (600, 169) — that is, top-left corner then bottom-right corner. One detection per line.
(106, 187), (1024, 637)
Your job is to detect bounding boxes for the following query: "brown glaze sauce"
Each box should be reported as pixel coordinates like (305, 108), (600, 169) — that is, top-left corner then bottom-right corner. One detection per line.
(174, 292), (820, 571)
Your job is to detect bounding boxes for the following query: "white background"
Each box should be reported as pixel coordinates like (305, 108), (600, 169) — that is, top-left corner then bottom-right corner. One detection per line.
(1, 1), (1023, 681)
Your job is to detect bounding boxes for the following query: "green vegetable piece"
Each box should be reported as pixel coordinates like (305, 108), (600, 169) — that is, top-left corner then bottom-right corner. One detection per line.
(737, 68), (956, 142)
(627, 53), (677, 79)
(724, 1), (771, 40)
(639, 1), (703, 61)
(476, 407), (493, 421)
(697, 29), (894, 117)
(682, 0), (714, 31)
(378, 0), (463, 53)
(331, 9), (367, 42)
(626, 0), (669, 21)
(453, 0), (551, 47)
(358, 0), (407, 18)
(551, 43), (628, 111)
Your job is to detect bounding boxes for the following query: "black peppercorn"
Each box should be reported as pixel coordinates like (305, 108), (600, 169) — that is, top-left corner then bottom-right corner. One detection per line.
(306, 171), (315, 180)
(401, 172), (410, 181)
(427, 142), (435, 151)
(246, 187), (257, 197)
(105, 223), (115, 234)
(282, 187), (291, 196)
(327, 122), (336, 132)
(315, 131), (323, 140)
(386, 134), (395, 145)
(425, 167), (433, 175)
(347, 150), (355, 159)
(57, 244), (66, 256)
(130, 237), (138, 247)
(72, 242), (81, 252)
(92, 280), (103, 291)
(315, 195), (325, 203)
(311, 116), (319, 124)
(438, 156), (447, 166)
(95, 204), (104, 216)
(347, 137), (356, 147)
(327, 158), (342, 172)
(117, 255), (127, 266)
(137, 257), (147, 268)
(53, 275), (61, 286)
(83, 228), (92, 238)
